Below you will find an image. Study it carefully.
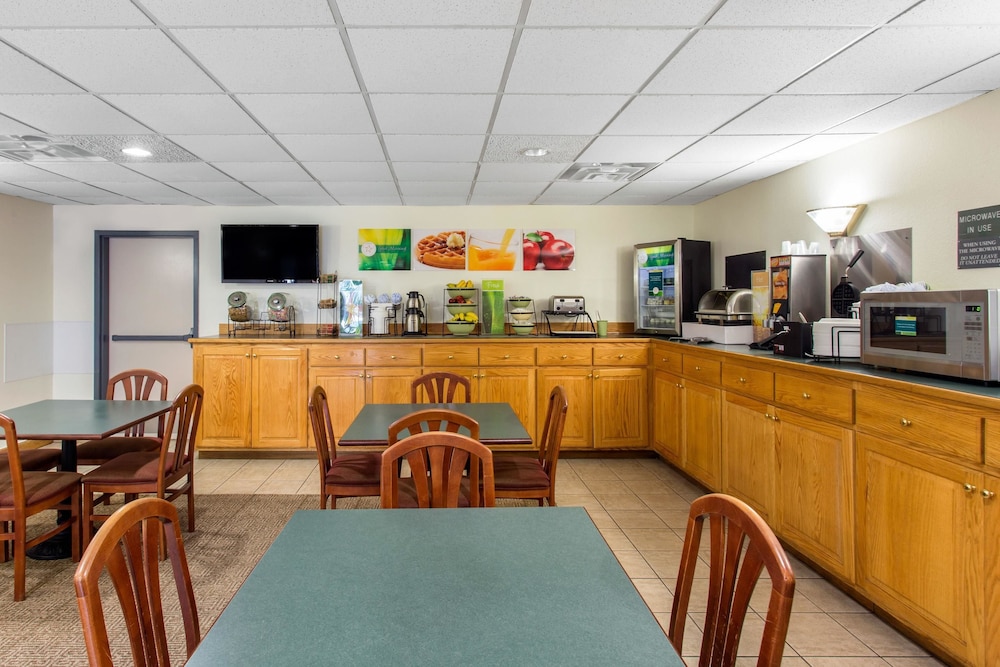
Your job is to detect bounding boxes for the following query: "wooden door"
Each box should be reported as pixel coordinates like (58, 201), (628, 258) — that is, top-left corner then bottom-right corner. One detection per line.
(251, 347), (308, 449)
(367, 367), (420, 404)
(194, 345), (251, 449)
(309, 367), (366, 447)
(722, 392), (776, 520)
(985, 473), (1000, 667)
(682, 378), (721, 488)
(477, 366), (536, 443)
(652, 370), (682, 463)
(593, 366), (647, 448)
(537, 367), (592, 449)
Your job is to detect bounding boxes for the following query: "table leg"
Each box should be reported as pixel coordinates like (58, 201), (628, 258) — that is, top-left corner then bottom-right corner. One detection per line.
(26, 438), (77, 561)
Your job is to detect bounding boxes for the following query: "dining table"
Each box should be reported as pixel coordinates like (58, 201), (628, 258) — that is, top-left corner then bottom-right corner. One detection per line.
(338, 401), (533, 447)
(0, 398), (174, 559)
(185, 507), (683, 666)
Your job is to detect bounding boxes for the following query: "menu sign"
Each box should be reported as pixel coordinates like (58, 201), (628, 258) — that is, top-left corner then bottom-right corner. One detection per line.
(958, 204), (1000, 269)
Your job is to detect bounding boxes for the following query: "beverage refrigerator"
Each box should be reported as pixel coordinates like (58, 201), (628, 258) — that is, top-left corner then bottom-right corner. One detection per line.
(634, 239), (712, 336)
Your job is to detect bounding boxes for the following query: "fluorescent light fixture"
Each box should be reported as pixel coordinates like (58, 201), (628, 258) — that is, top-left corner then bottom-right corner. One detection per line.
(520, 147), (549, 157)
(806, 204), (867, 237)
(121, 146), (152, 158)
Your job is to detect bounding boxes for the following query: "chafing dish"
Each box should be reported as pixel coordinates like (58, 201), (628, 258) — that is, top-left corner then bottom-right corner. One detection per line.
(694, 288), (753, 325)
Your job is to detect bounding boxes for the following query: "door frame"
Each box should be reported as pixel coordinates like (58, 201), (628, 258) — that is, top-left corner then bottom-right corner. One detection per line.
(94, 230), (200, 398)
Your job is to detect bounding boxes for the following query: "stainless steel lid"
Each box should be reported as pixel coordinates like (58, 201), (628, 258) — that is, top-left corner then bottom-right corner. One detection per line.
(695, 288), (753, 323)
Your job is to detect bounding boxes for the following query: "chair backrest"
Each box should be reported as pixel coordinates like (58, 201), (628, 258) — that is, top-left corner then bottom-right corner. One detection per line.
(107, 369), (169, 438)
(0, 413), (28, 508)
(381, 431), (495, 508)
(537, 385), (568, 475)
(156, 384), (203, 479)
(308, 385), (336, 471)
(410, 371), (471, 403)
(75, 497), (200, 667)
(387, 407), (480, 445)
(668, 493), (795, 667)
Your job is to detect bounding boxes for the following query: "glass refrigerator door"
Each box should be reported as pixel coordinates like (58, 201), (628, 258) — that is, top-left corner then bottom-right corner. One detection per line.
(636, 243), (678, 333)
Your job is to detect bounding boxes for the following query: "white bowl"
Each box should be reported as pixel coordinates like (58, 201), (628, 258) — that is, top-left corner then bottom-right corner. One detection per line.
(510, 309), (533, 323)
(446, 303), (477, 316)
(511, 323), (534, 336)
(508, 298), (531, 309)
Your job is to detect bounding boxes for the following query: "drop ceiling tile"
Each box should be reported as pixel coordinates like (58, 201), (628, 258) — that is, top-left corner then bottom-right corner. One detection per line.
(831, 92), (981, 133)
(393, 162), (477, 181)
(338, 0), (521, 25)
(128, 162), (233, 182)
(786, 26), (1000, 93)
(383, 135), (484, 162)
(645, 28), (867, 95)
(605, 95), (763, 135)
(526, 0), (720, 26)
(305, 162), (393, 181)
(243, 181), (327, 197)
(0, 163), (73, 181)
(63, 194), (144, 204)
(602, 181), (702, 203)
(397, 181), (472, 197)
(0, 1), (154, 26)
(667, 193), (715, 205)
(471, 182), (548, 198)
(707, 0), (916, 26)
(763, 134), (875, 161)
(641, 161), (746, 181)
(199, 194), (273, 205)
(0, 29), (220, 93)
(0, 44), (82, 93)
(237, 94), (374, 134)
(17, 181), (119, 197)
(210, 162), (311, 181)
(477, 162), (571, 181)
(173, 28), (358, 93)
(0, 114), (39, 135)
(722, 161), (804, 181)
(404, 195), (470, 205)
(167, 135), (291, 162)
(103, 95), (262, 134)
(172, 181), (259, 197)
(890, 0), (1000, 25)
(506, 28), (686, 94)
(534, 182), (621, 204)
(322, 181), (399, 199)
(369, 94), (495, 134)
(493, 95), (630, 134)
(0, 95), (151, 134)
(348, 28), (512, 93)
(717, 94), (896, 134)
(672, 135), (806, 162)
(578, 135), (697, 162)
(483, 135), (591, 163)
(278, 134), (385, 161)
(469, 193), (539, 205)
(337, 195), (402, 205)
(141, 0), (336, 26)
(89, 181), (189, 198)
(0, 183), (77, 203)
(267, 194), (338, 205)
(31, 163), (154, 182)
(921, 55), (1000, 93)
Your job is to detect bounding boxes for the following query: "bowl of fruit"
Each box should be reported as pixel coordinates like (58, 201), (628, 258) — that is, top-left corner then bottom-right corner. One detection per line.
(508, 296), (531, 309)
(510, 308), (533, 323)
(446, 312), (478, 336)
(511, 323), (534, 336)
(446, 302), (477, 316)
(446, 280), (476, 299)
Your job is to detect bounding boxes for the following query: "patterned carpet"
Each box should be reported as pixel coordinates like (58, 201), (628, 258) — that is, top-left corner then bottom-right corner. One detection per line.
(0, 495), (366, 666)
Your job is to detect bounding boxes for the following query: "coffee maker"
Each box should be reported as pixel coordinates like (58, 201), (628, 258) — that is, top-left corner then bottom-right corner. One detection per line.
(403, 291), (427, 336)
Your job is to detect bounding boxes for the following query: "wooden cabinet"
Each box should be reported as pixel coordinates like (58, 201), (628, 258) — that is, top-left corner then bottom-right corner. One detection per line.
(721, 392), (775, 519)
(652, 370), (682, 463)
(364, 345), (422, 404)
(307, 345), (365, 443)
(194, 344), (307, 450)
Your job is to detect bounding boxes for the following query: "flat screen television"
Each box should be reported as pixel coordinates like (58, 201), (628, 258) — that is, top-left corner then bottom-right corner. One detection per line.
(724, 250), (766, 289)
(221, 224), (320, 283)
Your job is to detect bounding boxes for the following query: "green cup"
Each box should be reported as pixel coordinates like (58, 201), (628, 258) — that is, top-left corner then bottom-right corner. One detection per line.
(596, 320), (608, 337)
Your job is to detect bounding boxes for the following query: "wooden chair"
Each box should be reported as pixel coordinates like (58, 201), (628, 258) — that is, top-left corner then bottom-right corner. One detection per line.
(75, 497), (200, 667)
(80, 384), (203, 552)
(493, 385), (567, 506)
(387, 407), (480, 445)
(411, 371), (471, 403)
(0, 445), (61, 472)
(0, 413), (82, 601)
(381, 430), (495, 508)
(668, 493), (796, 667)
(308, 385), (380, 509)
(76, 369), (169, 466)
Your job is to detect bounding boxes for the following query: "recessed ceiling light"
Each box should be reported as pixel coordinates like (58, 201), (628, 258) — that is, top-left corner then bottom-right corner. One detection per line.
(121, 146), (152, 158)
(521, 147), (549, 157)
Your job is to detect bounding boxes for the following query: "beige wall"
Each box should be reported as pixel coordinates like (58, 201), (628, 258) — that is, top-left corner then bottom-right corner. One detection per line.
(0, 193), (53, 408)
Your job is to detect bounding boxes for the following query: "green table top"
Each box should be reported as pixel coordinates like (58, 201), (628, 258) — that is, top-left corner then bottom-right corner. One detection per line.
(0, 399), (173, 441)
(339, 402), (532, 446)
(186, 507), (682, 666)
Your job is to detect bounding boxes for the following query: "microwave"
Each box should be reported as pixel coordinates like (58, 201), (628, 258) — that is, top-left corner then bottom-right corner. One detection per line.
(860, 289), (1000, 382)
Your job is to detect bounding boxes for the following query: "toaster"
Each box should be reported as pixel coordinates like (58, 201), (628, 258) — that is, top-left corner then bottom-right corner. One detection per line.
(550, 296), (586, 314)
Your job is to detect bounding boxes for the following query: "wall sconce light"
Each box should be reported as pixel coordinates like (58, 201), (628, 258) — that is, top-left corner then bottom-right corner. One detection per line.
(806, 204), (867, 237)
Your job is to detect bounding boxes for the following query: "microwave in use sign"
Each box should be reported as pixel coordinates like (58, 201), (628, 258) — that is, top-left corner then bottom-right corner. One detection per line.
(958, 204), (1000, 269)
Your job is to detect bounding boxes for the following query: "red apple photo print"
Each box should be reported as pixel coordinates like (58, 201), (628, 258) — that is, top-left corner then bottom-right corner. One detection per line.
(522, 229), (576, 271)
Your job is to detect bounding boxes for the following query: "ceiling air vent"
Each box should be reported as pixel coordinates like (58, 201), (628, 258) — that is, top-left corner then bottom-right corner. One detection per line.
(0, 135), (104, 162)
(557, 162), (656, 183)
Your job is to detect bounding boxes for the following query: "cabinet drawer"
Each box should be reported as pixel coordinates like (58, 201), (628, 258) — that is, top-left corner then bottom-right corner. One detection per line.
(986, 419), (1000, 469)
(653, 346), (683, 374)
(856, 385), (981, 462)
(479, 344), (535, 366)
(593, 343), (648, 366)
(682, 355), (721, 385)
(774, 372), (853, 424)
(365, 345), (422, 366)
(423, 346), (478, 367)
(721, 362), (774, 401)
(536, 344), (591, 366)
(308, 346), (364, 367)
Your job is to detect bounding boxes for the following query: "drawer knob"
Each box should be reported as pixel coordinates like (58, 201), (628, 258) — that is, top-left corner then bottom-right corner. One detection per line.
(661, 357), (667, 362)
(676, 383), (684, 389)
(391, 355), (397, 360)
(448, 354), (454, 359)
(618, 354), (625, 359)
(964, 483), (977, 494)
(358, 372), (364, 378)
(900, 418), (912, 427)
(334, 354), (340, 360)
(245, 353), (251, 358)
(695, 365), (702, 371)
(504, 354), (510, 359)
(594, 373), (600, 379)
(739, 377), (747, 384)
(561, 354), (568, 359)
(766, 413), (779, 422)
(366, 374), (372, 379)
(982, 489), (996, 500)
(801, 392), (810, 399)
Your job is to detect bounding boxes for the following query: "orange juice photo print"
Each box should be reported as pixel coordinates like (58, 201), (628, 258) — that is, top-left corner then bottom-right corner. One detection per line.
(469, 228), (520, 271)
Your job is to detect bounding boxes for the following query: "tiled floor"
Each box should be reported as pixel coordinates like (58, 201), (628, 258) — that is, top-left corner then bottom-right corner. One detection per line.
(195, 454), (945, 666)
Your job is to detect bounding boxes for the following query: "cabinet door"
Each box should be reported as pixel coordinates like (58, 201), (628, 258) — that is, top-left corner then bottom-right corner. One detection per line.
(194, 345), (251, 449)
(986, 473), (1000, 667)
(251, 347), (308, 449)
(652, 370), (682, 463)
(309, 367), (366, 446)
(857, 435), (984, 665)
(537, 367), (593, 449)
(477, 366), (536, 444)
(775, 409), (855, 580)
(367, 367), (421, 404)
(593, 366), (647, 448)
(682, 378), (721, 488)
(722, 392), (776, 520)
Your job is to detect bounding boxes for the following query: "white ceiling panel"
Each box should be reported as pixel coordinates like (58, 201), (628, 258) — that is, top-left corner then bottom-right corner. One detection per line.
(168, 135), (291, 162)
(243, 181), (328, 197)
(323, 181), (399, 198)
(606, 95), (763, 135)
(493, 95), (629, 134)
(0, 94), (151, 134)
(383, 135), (484, 162)
(477, 162), (572, 181)
(0, 1), (154, 27)
(337, 0), (522, 26)
(210, 162), (312, 182)
(471, 182), (548, 198)
(671, 135), (805, 162)
(173, 181), (260, 197)
(370, 94), (495, 134)
(707, 0), (917, 27)
(603, 181), (703, 202)
(0, 183), (77, 203)
(831, 93), (981, 133)
(141, 0), (336, 27)
(237, 94), (374, 134)
(762, 134), (875, 162)
(921, 55), (1000, 93)
(31, 163), (154, 182)
(889, 0), (1000, 25)
(173, 28), (358, 93)
(578, 136), (697, 162)
(91, 181), (188, 198)
(0, 29), (220, 93)
(393, 162), (478, 181)
(278, 134), (386, 162)
(717, 94), (896, 135)
(127, 162), (233, 182)
(641, 162), (747, 181)
(305, 161), (393, 181)
(525, 0), (720, 27)
(0, 114), (41, 134)
(0, 163), (73, 181)
(19, 181), (120, 197)
(482, 135), (591, 163)
(397, 182), (472, 197)
(0, 44), (82, 93)
(103, 95), (262, 134)
(534, 182), (621, 204)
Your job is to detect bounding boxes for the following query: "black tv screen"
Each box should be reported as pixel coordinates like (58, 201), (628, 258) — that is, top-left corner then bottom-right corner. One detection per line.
(221, 224), (319, 283)
(724, 250), (766, 289)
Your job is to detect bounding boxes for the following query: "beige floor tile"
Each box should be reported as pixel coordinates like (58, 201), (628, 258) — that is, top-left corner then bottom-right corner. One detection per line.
(593, 493), (648, 510)
(882, 658), (947, 666)
(565, 459), (621, 480)
(633, 491), (692, 511)
(597, 526), (633, 551)
(212, 479), (265, 494)
(584, 479), (633, 494)
(631, 578), (674, 614)
(785, 613), (877, 657)
(554, 477), (591, 495)
(606, 509), (667, 529)
(637, 549), (685, 579)
(831, 614), (930, 658)
(802, 659), (892, 666)
(796, 578), (869, 613)
(614, 549), (657, 579)
(255, 478), (309, 494)
(553, 493), (604, 511)
(583, 508), (614, 529)
(650, 508), (692, 529)
(622, 526), (684, 551)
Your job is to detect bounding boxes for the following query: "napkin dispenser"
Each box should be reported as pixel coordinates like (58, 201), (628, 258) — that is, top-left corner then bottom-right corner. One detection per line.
(772, 321), (813, 358)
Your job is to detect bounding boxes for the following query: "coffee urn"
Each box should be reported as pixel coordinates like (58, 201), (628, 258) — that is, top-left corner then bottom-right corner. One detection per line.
(403, 291), (427, 336)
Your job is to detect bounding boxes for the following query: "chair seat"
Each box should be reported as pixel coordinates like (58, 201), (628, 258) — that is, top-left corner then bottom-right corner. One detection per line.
(76, 437), (161, 464)
(0, 448), (62, 472)
(493, 456), (549, 490)
(83, 451), (178, 486)
(325, 453), (380, 486)
(392, 476), (473, 508)
(0, 471), (83, 507)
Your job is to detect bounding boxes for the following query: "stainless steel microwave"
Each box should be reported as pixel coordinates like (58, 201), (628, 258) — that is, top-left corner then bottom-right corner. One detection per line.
(860, 289), (1000, 382)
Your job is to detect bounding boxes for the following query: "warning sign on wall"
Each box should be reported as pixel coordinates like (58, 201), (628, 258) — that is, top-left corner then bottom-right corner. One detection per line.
(958, 204), (1000, 269)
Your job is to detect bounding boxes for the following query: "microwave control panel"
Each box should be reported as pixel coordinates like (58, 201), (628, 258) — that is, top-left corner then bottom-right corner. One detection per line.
(962, 303), (985, 362)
